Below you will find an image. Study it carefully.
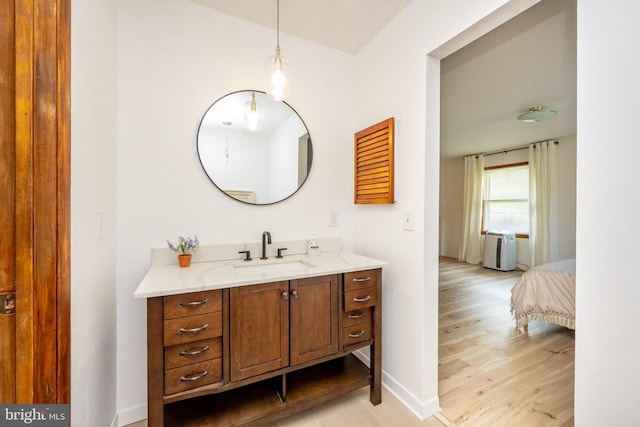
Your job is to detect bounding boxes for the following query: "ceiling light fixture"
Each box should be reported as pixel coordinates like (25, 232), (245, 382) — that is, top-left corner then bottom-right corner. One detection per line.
(243, 92), (262, 131)
(265, 0), (289, 101)
(517, 106), (557, 123)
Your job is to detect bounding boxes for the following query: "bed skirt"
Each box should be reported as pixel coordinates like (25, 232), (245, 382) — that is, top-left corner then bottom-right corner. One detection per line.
(511, 307), (575, 330)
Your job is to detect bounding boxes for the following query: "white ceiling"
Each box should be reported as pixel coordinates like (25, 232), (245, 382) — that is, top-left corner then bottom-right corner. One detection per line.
(190, 0), (576, 160)
(440, 0), (576, 158)
(189, 0), (413, 54)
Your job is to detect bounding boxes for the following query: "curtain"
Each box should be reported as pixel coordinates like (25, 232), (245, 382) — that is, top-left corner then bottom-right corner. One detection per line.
(459, 155), (485, 264)
(528, 141), (558, 267)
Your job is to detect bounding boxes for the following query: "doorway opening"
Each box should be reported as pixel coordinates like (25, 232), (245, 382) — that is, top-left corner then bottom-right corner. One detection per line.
(432, 0), (577, 424)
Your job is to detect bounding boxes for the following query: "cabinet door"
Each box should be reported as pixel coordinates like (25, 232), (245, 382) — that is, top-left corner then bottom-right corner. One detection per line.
(230, 281), (289, 381)
(290, 275), (339, 365)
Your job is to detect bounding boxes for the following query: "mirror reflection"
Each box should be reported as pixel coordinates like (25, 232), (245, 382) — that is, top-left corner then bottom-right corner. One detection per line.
(197, 90), (312, 205)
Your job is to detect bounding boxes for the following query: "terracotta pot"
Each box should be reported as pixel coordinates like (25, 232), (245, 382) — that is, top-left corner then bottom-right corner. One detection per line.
(178, 254), (192, 268)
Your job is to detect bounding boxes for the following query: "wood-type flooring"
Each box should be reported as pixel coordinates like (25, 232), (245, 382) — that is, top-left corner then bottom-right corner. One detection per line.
(438, 257), (574, 426)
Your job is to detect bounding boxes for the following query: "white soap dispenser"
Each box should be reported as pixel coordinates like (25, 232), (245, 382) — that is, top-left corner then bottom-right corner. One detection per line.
(308, 234), (320, 256)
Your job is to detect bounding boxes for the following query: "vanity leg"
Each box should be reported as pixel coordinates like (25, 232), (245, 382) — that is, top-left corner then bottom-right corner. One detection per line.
(147, 297), (164, 427)
(370, 269), (382, 405)
(277, 374), (287, 404)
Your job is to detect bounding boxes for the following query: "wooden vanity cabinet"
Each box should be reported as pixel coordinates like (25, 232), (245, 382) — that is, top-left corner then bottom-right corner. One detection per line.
(230, 275), (339, 380)
(146, 269), (381, 426)
(230, 281), (289, 381)
(147, 289), (227, 426)
(289, 275), (339, 365)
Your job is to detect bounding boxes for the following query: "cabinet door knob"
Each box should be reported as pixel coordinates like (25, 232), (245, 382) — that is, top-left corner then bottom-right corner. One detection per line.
(282, 291), (289, 300)
(291, 290), (299, 298)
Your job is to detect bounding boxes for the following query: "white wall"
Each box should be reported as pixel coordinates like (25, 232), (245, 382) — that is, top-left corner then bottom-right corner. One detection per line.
(199, 127), (271, 201)
(439, 135), (577, 268)
(115, 0), (356, 422)
(353, 0), (542, 417)
(71, 0), (118, 426)
(269, 114), (307, 201)
(575, 0), (640, 424)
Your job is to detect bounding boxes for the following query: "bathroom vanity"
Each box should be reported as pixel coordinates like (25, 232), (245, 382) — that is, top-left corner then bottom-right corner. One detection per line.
(135, 241), (386, 426)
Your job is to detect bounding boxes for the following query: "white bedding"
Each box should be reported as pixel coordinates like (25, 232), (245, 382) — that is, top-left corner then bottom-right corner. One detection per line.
(510, 258), (576, 329)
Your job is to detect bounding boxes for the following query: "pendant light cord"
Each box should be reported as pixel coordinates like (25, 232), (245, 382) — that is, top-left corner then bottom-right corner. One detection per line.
(276, 0), (280, 49)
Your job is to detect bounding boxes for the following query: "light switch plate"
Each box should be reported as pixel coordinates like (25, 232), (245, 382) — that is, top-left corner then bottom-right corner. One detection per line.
(329, 209), (339, 227)
(402, 210), (413, 231)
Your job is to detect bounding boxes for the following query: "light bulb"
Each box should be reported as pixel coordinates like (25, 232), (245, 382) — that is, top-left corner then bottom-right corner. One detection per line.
(265, 52), (290, 101)
(243, 93), (262, 131)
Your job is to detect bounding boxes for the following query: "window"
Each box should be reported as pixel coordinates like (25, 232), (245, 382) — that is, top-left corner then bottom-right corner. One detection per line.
(483, 163), (529, 237)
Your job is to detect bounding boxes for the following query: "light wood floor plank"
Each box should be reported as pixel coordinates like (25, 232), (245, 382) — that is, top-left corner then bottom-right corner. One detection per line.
(125, 380), (446, 426)
(438, 257), (574, 426)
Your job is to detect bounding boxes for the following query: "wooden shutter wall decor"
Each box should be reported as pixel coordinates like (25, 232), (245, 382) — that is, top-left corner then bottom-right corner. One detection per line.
(354, 117), (394, 204)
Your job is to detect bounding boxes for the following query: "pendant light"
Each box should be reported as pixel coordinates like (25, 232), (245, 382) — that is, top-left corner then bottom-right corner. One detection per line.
(223, 121), (231, 166)
(243, 92), (262, 131)
(265, 0), (290, 101)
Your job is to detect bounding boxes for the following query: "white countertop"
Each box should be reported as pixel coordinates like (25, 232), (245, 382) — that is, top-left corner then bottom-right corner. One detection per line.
(134, 251), (387, 299)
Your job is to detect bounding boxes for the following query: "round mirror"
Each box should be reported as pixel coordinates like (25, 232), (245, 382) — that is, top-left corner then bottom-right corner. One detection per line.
(197, 90), (313, 205)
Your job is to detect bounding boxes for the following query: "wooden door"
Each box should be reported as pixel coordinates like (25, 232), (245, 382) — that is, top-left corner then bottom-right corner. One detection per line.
(0, 0), (17, 403)
(229, 281), (289, 382)
(0, 0), (70, 403)
(289, 275), (339, 365)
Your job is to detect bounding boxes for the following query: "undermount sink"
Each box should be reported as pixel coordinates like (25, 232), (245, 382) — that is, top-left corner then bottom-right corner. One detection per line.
(233, 259), (315, 275)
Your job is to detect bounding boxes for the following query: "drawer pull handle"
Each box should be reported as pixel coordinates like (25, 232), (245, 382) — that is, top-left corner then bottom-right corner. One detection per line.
(179, 371), (209, 382)
(352, 295), (371, 303)
(178, 324), (209, 334)
(179, 298), (209, 307)
(352, 277), (371, 283)
(348, 330), (366, 338)
(180, 345), (210, 356)
(347, 312), (365, 319)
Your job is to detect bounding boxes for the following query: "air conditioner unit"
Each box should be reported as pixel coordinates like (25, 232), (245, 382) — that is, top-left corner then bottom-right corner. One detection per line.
(483, 231), (516, 271)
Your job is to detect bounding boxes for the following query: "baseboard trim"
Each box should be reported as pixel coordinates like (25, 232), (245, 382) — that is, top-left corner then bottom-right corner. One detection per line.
(353, 349), (440, 420)
(382, 370), (440, 420)
(117, 403), (146, 427)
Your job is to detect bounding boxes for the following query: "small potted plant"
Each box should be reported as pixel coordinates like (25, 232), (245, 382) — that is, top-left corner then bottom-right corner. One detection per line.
(167, 235), (199, 267)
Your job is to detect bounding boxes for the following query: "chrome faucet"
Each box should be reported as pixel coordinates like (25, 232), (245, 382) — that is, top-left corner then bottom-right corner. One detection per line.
(260, 231), (272, 259)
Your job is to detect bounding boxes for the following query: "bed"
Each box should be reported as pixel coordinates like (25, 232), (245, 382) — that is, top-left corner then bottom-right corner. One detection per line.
(510, 258), (576, 331)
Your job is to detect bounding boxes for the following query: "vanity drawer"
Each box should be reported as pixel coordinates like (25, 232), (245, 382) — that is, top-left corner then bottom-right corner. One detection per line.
(342, 321), (372, 348)
(164, 312), (222, 347)
(342, 308), (372, 328)
(344, 287), (378, 312)
(163, 289), (222, 319)
(165, 358), (222, 395)
(344, 270), (378, 292)
(164, 337), (222, 370)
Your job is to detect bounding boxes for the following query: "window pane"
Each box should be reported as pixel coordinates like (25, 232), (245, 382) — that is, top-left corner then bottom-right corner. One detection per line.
(486, 165), (528, 200)
(484, 164), (529, 234)
(484, 200), (529, 234)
